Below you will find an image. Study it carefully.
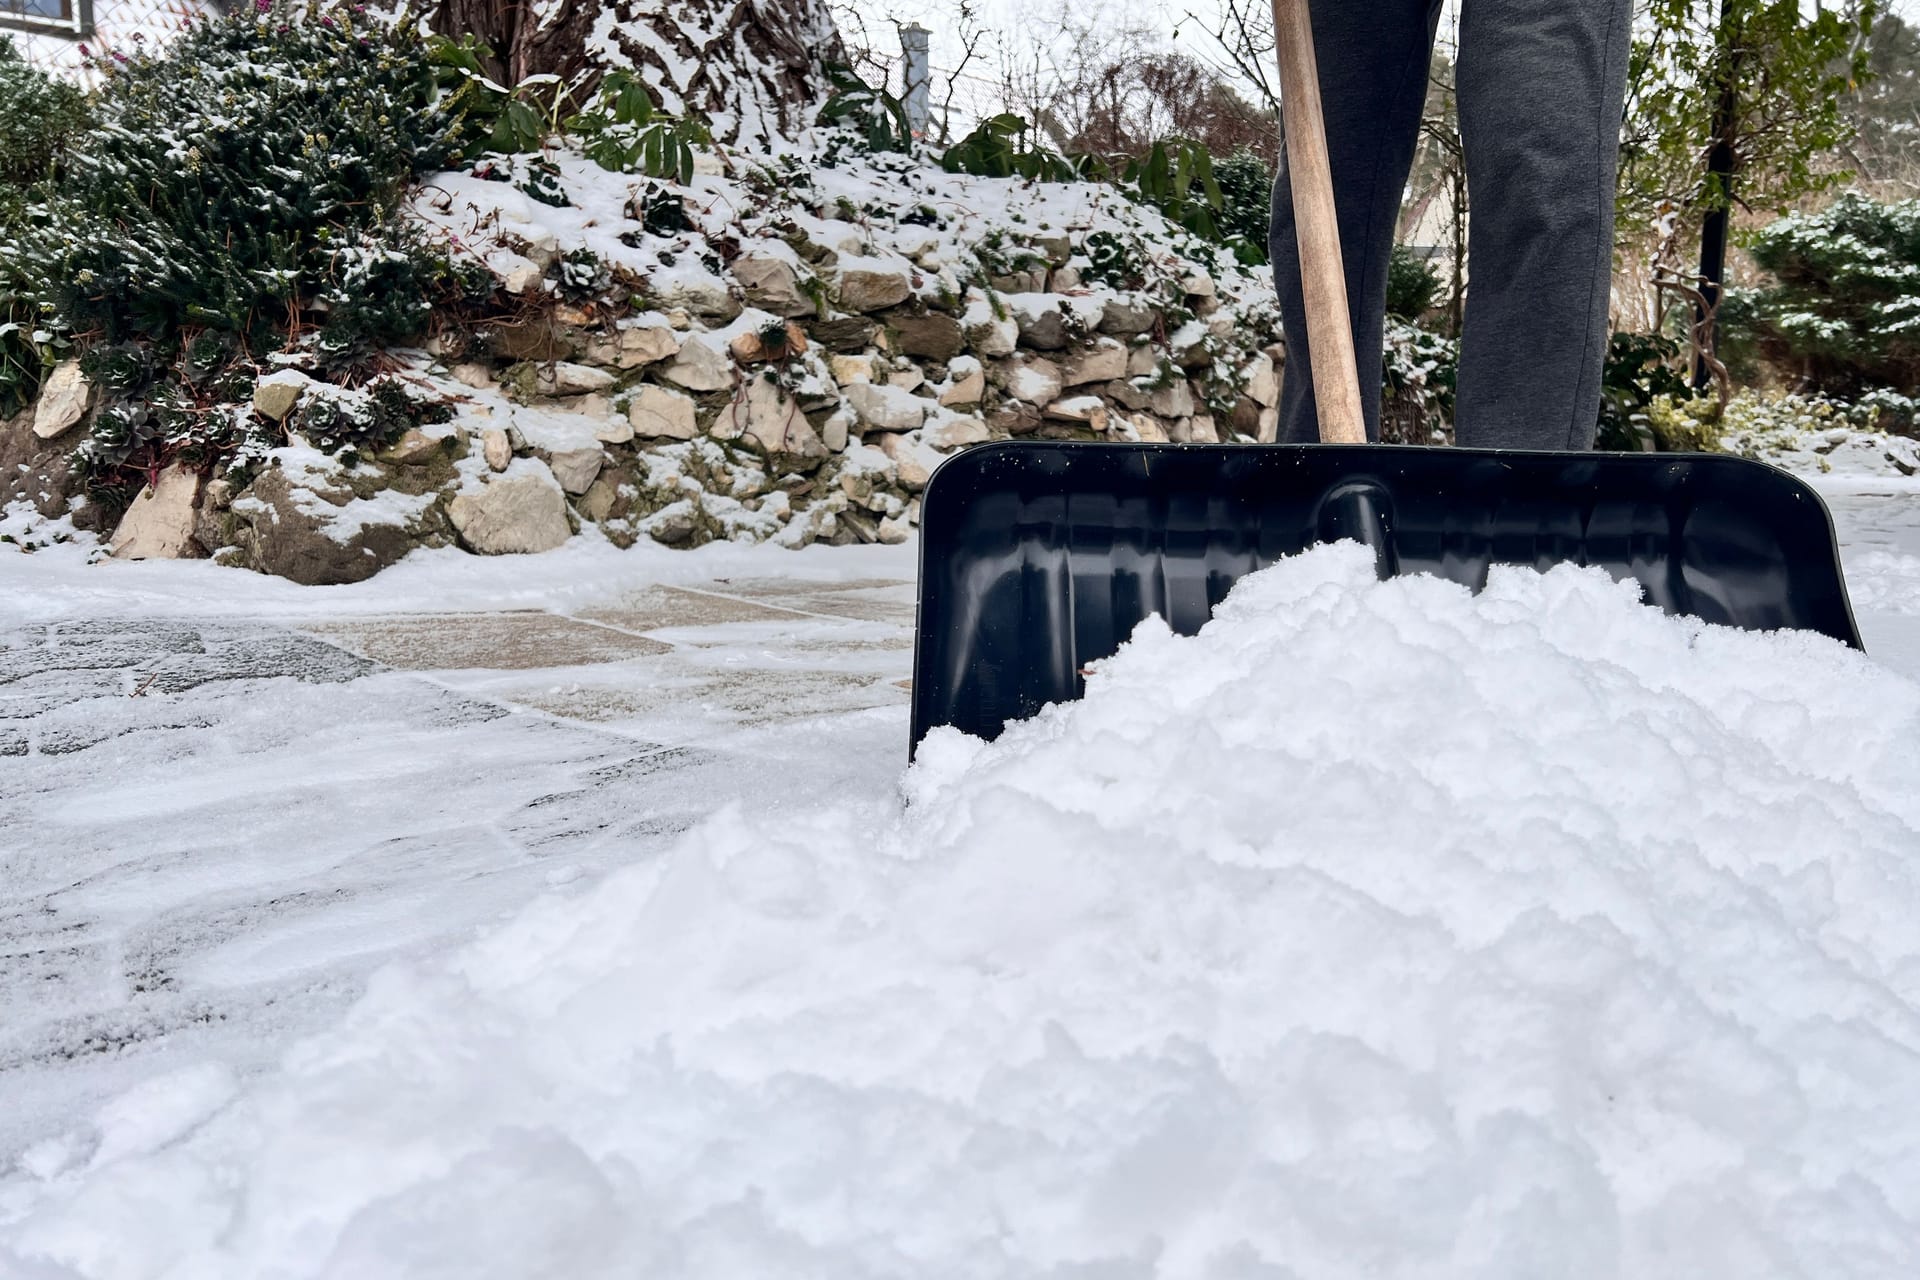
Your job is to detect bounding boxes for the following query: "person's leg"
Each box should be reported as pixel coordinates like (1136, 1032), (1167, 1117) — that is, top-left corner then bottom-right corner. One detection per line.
(1453, 0), (1633, 449)
(1269, 0), (1443, 444)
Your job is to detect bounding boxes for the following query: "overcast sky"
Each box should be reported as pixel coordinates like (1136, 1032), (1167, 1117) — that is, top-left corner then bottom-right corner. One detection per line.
(840, 0), (1920, 113)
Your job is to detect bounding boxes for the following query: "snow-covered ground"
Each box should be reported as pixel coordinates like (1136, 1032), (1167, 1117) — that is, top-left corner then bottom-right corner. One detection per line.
(2, 471), (1919, 1275)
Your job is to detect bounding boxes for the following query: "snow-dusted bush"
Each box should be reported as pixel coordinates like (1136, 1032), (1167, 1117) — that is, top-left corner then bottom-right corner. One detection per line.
(9, 4), (474, 348)
(1654, 388), (1920, 470)
(1, 5), (484, 500)
(0, 36), (88, 418)
(1381, 318), (1456, 443)
(1213, 148), (1274, 259)
(1723, 191), (1920, 420)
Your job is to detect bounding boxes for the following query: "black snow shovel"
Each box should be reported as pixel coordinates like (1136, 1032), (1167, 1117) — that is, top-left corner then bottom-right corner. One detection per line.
(908, 0), (1860, 751)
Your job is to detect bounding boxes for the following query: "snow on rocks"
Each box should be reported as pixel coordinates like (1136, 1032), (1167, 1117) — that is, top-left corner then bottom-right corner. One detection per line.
(659, 333), (735, 392)
(447, 459), (573, 555)
(843, 381), (928, 433)
(626, 384), (699, 440)
(226, 451), (444, 586)
(250, 369), (311, 424)
(3, 141), (1288, 581)
(6, 544), (1919, 1276)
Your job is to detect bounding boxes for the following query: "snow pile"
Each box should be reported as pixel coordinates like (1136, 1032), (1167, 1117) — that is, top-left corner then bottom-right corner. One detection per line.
(6, 544), (1920, 1277)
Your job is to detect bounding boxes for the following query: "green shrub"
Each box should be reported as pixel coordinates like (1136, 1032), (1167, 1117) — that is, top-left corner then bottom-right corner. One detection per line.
(1723, 191), (1920, 401)
(0, 36), (89, 193)
(1381, 318), (1457, 443)
(1212, 149), (1273, 264)
(1595, 331), (1700, 450)
(0, 6), (475, 490)
(8, 5), (473, 348)
(1385, 245), (1441, 321)
(816, 64), (911, 154)
(0, 36), (90, 418)
(942, 114), (1088, 182)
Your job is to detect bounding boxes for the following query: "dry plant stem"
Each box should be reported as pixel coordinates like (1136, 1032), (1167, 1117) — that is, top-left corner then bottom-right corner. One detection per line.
(1270, 0), (1367, 444)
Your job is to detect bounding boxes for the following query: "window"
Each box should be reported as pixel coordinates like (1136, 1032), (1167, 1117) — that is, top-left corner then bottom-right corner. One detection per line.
(1, 0), (91, 38)
(4, 1), (71, 20)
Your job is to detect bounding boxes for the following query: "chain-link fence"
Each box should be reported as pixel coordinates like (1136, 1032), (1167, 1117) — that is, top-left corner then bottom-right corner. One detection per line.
(4, 0), (216, 78)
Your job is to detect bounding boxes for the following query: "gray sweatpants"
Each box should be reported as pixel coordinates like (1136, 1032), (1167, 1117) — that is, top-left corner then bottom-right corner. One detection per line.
(1268, 0), (1633, 449)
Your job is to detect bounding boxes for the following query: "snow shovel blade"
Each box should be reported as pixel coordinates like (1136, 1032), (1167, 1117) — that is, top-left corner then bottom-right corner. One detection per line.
(910, 442), (1861, 749)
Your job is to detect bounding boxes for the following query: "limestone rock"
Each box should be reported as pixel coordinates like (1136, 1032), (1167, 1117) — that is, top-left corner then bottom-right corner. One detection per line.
(1, 407), (97, 527)
(990, 354), (1064, 407)
(578, 471), (625, 523)
(940, 357), (986, 406)
(32, 360), (91, 440)
(1099, 297), (1157, 337)
(226, 466), (425, 585)
(990, 268), (1047, 293)
(654, 275), (741, 322)
(877, 514), (912, 544)
(988, 400), (1043, 436)
(729, 322), (808, 364)
(1034, 233), (1074, 266)
(382, 429), (449, 466)
(891, 311), (964, 360)
(732, 253), (817, 318)
(844, 382), (928, 433)
(1015, 298), (1071, 350)
(110, 464), (205, 560)
(834, 257), (914, 312)
(1148, 379), (1196, 419)
(811, 316), (877, 352)
(1258, 406), (1280, 443)
(482, 428), (513, 472)
(886, 365), (923, 392)
(627, 323), (681, 363)
(548, 446), (605, 495)
(447, 460), (572, 555)
(732, 377), (827, 466)
(628, 385), (699, 440)
(1183, 273), (1216, 298)
(1044, 395), (1109, 433)
(661, 334), (734, 392)
(964, 312), (1018, 358)
(1244, 352), (1280, 408)
(252, 370), (311, 423)
(596, 416), (636, 444)
(923, 414), (990, 450)
(450, 362), (495, 389)
(830, 354), (876, 385)
(532, 362), (617, 397)
(1127, 344), (1161, 377)
(877, 432), (938, 489)
(1060, 340), (1127, 387)
(502, 264), (543, 295)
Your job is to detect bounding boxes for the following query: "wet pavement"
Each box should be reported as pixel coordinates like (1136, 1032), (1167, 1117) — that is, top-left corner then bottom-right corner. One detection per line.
(0, 574), (915, 1156)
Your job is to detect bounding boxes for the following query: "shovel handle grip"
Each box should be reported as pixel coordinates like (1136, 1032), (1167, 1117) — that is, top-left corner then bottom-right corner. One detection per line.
(1271, 0), (1367, 444)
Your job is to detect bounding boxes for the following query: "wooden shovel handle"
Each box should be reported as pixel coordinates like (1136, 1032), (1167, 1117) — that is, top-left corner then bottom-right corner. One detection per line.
(1271, 0), (1367, 444)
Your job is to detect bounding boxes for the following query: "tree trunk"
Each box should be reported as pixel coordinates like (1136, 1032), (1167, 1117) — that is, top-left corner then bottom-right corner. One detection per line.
(429, 0), (845, 147)
(1694, 1), (1742, 388)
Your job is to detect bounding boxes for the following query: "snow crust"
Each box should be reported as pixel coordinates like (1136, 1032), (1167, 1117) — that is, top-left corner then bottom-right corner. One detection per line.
(5, 544), (1920, 1277)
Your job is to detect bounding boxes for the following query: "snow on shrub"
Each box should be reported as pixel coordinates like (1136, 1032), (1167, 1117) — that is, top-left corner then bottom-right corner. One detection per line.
(0, 4), (485, 499)
(6, 544), (1920, 1274)
(1723, 191), (1920, 421)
